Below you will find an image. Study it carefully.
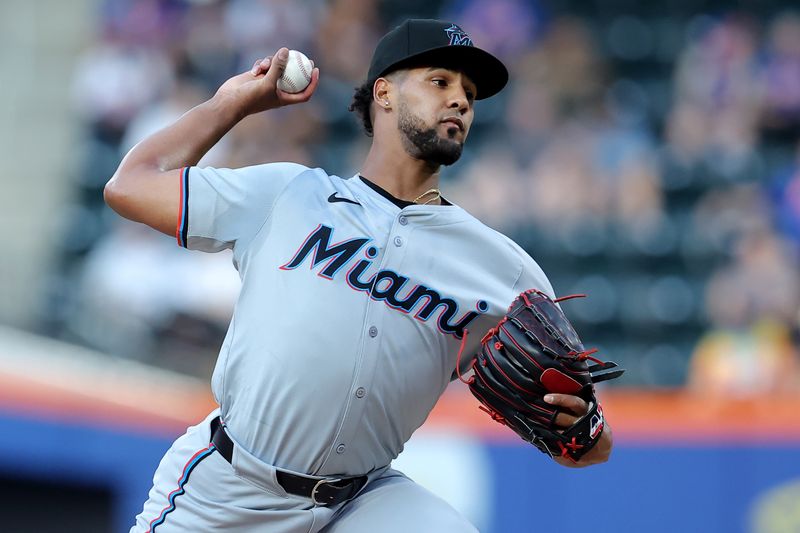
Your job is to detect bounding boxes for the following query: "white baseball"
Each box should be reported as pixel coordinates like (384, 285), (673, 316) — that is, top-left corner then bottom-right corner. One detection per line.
(277, 50), (313, 94)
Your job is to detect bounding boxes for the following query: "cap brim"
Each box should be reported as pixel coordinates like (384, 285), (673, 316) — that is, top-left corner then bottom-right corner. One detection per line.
(376, 46), (508, 100)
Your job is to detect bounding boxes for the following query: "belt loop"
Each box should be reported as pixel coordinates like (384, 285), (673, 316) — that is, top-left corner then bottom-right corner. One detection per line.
(210, 416), (234, 463)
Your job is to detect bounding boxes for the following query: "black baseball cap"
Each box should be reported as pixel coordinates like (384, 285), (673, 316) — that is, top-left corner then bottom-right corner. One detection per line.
(367, 19), (508, 100)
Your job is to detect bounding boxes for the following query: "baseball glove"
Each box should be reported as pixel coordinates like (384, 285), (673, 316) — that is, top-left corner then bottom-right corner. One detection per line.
(457, 289), (624, 462)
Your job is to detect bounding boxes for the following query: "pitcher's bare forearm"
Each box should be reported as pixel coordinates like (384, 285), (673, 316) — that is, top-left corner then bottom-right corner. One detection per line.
(103, 47), (320, 236)
(132, 95), (243, 175)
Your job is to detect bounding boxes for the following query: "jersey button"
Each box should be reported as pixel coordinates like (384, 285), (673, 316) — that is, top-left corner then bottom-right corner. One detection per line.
(336, 444), (346, 454)
(399, 216), (408, 226)
(355, 387), (366, 398)
(368, 326), (378, 338)
(393, 236), (403, 247)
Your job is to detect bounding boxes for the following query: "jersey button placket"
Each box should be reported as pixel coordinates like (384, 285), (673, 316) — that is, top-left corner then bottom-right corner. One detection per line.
(325, 219), (404, 472)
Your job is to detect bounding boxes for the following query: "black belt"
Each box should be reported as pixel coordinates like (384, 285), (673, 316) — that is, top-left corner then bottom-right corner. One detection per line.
(210, 416), (368, 506)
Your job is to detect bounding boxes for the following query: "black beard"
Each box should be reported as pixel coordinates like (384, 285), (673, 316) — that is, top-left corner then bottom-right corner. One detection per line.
(397, 102), (463, 166)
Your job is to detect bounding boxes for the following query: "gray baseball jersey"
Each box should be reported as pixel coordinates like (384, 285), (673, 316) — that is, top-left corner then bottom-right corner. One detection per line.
(181, 162), (553, 475)
(133, 163), (554, 531)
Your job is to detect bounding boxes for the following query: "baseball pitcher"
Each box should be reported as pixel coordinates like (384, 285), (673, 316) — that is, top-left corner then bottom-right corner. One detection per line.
(105, 18), (618, 533)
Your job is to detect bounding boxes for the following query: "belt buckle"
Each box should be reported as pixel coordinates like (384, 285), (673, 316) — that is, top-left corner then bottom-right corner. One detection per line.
(311, 478), (343, 506)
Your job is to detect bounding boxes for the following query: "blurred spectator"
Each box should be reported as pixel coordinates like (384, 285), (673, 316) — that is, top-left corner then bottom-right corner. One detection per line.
(768, 140), (800, 247)
(689, 227), (800, 395)
(674, 14), (761, 118)
(181, 2), (239, 90)
(315, 0), (381, 83)
(522, 16), (608, 119)
(691, 184), (771, 255)
(712, 226), (799, 327)
(689, 319), (800, 395)
(663, 100), (712, 167)
(71, 34), (174, 135)
(759, 11), (800, 137)
(224, 0), (323, 72)
(311, 0), (383, 131)
(101, 0), (184, 46)
(69, 221), (240, 375)
(669, 14), (762, 182)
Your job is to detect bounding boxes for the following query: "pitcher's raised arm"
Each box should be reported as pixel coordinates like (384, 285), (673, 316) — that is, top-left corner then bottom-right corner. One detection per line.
(103, 47), (319, 236)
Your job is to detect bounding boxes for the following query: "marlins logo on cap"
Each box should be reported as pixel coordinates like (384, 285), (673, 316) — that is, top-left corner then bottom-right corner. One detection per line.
(444, 24), (473, 46)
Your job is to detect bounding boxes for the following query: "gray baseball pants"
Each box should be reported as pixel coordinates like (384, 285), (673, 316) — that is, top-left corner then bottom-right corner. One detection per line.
(130, 410), (478, 532)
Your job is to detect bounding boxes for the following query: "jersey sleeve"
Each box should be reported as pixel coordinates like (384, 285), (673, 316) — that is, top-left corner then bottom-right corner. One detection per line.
(510, 244), (556, 299)
(176, 162), (308, 253)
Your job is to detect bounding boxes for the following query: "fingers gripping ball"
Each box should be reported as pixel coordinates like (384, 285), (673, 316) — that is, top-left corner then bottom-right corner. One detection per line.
(458, 289), (625, 462)
(277, 50), (313, 94)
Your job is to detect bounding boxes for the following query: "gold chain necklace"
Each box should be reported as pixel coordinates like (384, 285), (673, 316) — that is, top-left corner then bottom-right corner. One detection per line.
(412, 188), (442, 205)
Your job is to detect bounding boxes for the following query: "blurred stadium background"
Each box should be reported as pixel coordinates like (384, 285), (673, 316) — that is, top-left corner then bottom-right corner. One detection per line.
(2, 0), (800, 531)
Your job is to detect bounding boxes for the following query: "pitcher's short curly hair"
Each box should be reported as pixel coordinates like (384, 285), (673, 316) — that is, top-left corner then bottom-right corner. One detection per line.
(349, 79), (375, 136)
(349, 71), (407, 137)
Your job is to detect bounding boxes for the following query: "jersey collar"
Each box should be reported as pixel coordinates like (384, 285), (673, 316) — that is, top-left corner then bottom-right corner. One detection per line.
(358, 176), (452, 209)
(348, 175), (470, 226)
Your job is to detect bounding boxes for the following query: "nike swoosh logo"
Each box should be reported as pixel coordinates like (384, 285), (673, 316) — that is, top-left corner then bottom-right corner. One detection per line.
(328, 193), (361, 206)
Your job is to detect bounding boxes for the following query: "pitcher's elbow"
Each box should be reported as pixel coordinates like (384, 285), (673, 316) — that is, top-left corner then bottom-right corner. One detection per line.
(103, 174), (132, 215)
(103, 177), (120, 209)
